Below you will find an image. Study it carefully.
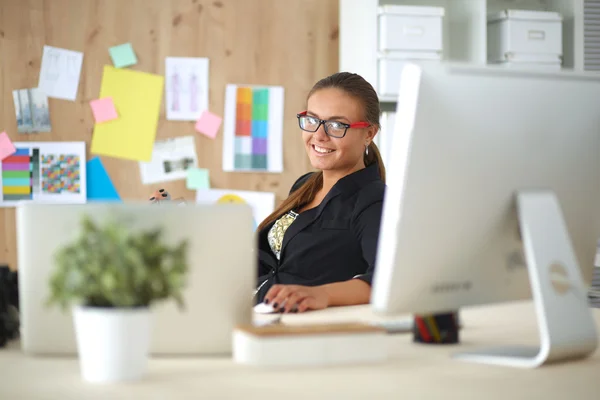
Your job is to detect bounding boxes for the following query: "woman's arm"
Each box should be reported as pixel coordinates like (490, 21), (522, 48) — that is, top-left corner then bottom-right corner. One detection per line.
(264, 201), (384, 313)
(321, 278), (371, 307)
(265, 279), (371, 313)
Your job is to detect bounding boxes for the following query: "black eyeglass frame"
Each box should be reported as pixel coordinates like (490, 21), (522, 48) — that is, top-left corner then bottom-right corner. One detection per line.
(296, 111), (370, 139)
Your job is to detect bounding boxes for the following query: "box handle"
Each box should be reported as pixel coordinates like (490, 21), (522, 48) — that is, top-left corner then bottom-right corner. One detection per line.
(403, 26), (425, 37)
(528, 30), (545, 41)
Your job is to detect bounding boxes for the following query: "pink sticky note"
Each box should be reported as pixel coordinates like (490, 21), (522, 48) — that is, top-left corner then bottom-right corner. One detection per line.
(90, 97), (118, 123)
(0, 132), (16, 161)
(195, 110), (223, 139)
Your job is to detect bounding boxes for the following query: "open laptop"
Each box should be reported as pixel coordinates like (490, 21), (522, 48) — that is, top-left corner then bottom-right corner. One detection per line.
(16, 202), (255, 356)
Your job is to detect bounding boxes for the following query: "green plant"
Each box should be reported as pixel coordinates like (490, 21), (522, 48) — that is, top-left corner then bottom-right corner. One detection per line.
(47, 214), (189, 310)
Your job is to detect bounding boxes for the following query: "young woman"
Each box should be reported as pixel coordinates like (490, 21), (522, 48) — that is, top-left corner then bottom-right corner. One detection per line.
(150, 72), (386, 314)
(255, 72), (386, 313)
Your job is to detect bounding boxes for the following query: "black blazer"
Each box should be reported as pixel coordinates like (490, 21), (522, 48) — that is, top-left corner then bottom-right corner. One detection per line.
(255, 163), (386, 303)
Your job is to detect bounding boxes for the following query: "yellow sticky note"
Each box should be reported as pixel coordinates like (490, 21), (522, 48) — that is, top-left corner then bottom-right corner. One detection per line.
(91, 66), (164, 162)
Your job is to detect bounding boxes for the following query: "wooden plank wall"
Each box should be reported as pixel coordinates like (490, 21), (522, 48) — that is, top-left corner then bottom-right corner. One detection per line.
(0, 0), (340, 270)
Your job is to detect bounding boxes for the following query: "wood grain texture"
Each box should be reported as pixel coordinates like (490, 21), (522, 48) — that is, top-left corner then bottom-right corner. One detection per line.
(0, 0), (339, 270)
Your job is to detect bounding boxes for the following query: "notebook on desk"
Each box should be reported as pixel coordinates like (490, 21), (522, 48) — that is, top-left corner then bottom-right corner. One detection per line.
(252, 304), (415, 333)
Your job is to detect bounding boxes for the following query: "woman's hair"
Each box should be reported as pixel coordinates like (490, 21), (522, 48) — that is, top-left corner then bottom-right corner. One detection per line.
(257, 72), (386, 232)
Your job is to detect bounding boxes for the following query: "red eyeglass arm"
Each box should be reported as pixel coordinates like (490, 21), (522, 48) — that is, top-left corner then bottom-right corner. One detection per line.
(349, 122), (370, 128)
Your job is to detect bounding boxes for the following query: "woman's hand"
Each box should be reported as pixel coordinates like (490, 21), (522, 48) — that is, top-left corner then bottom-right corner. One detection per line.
(264, 284), (330, 313)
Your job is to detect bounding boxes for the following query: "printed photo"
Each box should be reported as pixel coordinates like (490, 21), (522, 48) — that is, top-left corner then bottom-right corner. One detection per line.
(12, 88), (51, 133)
(163, 157), (195, 174)
(139, 136), (199, 184)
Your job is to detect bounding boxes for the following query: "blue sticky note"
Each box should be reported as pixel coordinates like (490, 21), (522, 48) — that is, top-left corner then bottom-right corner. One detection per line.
(86, 157), (121, 201)
(186, 168), (210, 190)
(109, 43), (138, 68)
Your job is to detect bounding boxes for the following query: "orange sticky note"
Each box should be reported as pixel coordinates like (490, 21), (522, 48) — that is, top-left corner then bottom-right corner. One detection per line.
(195, 110), (223, 139)
(90, 97), (118, 123)
(0, 132), (16, 161)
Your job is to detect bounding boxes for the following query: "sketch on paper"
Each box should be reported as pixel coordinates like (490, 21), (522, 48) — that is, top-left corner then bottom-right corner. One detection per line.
(195, 189), (275, 230)
(12, 88), (51, 133)
(165, 57), (209, 121)
(139, 136), (199, 185)
(222, 84), (284, 173)
(0, 141), (86, 207)
(38, 45), (84, 101)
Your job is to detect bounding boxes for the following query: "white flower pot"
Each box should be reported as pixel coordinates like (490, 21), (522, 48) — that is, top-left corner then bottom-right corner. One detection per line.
(73, 306), (152, 383)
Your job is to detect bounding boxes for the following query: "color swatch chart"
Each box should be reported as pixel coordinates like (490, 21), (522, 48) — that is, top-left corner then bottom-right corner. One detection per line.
(234, 87), (268, 170)
(1, 148), (39, 201)
(41, 154), (81, 194)
(0, 141), (86, 207)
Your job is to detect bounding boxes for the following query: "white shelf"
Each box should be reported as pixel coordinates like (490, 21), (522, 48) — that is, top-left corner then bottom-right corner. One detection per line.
(378, 95), (400, 103)
(340, 0), (587, 102)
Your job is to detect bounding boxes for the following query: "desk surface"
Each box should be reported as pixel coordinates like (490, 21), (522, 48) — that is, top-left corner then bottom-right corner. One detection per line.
(1, 302), (600, 399)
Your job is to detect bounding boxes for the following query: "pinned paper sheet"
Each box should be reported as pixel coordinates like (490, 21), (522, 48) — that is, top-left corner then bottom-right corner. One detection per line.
(109, 43), (138, 68)
(38, 45), (84, 101)
(12, 88), (51, 133)
(86, 157), (121, 201)
(186, 168), (210, 190)
(222, 84), (284, 173)
(0, 132), (16, 161)
(139, 136), (198, 184)
(196, 189), (275, 229)
(0, 141), (86, 207)
(90, 97), (118, 123)
(91, 66), (164, 162)
(195, 110), (222, 139)
(166, 57), (209, 121)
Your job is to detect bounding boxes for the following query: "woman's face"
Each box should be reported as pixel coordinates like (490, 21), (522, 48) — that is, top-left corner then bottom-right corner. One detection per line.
(302, 88), (375, 175)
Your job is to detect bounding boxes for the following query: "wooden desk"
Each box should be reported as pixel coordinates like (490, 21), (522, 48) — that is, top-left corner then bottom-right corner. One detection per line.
(1, 302), (599, 399)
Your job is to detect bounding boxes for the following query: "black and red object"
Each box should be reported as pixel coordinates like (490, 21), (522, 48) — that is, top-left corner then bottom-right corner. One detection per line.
(413, 312), (459, 344)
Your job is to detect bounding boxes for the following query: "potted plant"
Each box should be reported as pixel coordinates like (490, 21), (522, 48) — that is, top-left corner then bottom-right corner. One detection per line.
(46, 214), (189, 383)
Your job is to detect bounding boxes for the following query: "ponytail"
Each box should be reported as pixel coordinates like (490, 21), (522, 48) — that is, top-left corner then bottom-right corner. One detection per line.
(364, 142), (386, 184)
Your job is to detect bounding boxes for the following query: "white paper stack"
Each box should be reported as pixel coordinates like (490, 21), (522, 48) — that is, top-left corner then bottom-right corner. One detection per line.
(233, 322), (389, 367)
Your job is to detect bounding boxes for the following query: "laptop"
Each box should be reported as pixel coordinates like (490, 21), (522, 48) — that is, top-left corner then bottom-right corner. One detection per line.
(16, 202), (255, 356)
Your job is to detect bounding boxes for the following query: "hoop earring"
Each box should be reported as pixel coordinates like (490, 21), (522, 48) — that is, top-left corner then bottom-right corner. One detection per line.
(365, 144), (369, 156)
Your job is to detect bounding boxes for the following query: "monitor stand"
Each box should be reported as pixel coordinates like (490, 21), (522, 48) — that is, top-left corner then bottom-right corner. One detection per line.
(452, 191), (598, 368)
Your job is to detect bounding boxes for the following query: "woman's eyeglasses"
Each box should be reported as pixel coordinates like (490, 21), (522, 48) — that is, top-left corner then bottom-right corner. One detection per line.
(296, 111), (370, 139)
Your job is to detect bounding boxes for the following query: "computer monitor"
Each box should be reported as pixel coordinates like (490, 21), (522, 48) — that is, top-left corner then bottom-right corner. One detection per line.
(371, 63), (600, 368)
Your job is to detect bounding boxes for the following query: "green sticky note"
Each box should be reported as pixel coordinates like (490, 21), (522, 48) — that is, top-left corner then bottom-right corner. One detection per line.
(186, 168), (210, 190)
(109, 43), (138, 68)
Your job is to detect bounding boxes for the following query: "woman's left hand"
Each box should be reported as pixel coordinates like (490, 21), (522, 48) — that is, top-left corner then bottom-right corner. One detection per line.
(264, 284), (329, 313)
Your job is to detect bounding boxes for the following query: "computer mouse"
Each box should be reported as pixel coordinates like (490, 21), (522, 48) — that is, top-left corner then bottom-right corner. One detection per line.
(254, 300), (285, 314)
(253, 302), (277, 314)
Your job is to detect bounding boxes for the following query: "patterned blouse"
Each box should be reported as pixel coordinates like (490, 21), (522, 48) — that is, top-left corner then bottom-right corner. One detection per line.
(267, 210), (299, 260)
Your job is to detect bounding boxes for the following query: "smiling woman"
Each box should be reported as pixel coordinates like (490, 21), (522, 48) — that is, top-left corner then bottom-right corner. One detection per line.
(254, 72), (387, 313)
